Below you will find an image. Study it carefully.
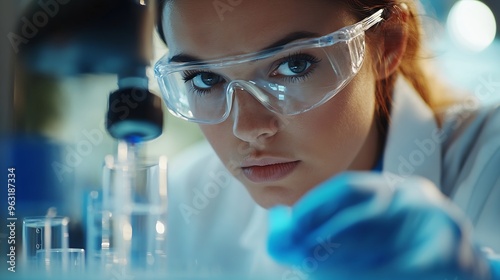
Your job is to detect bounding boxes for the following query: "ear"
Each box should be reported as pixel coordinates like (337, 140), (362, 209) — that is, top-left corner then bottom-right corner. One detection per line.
(374, 4), (410, 80)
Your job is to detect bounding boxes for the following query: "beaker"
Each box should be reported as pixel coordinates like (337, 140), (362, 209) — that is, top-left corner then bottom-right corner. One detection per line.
(22, 216), (69, 271)
(97, 154), (168, 276)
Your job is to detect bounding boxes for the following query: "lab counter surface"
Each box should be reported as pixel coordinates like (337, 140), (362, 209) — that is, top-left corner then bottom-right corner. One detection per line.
(2, 272), (282, 280)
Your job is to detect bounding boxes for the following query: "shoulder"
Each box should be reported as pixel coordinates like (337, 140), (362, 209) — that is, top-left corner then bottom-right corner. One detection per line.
(168, 140), (226, 190)
(439, 97), (500, 147)
(439, 98), (500, 192)
(439, 100), (500, 252)
(439, 99), (500, 187)
(167, 140), (255, 217)
(166, 139), (256, 232)
(166, 140), (260, 271)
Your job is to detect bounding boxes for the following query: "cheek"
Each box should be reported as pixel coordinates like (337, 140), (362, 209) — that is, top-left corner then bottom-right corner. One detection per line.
(335, 62), (377, 134)
(292, 68), (377, 166)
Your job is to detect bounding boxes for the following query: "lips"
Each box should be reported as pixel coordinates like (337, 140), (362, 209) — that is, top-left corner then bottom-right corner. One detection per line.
(241, 158), (300, 183)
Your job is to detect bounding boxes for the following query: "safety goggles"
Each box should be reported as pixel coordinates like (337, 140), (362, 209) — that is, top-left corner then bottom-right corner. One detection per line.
(154, 9), (384, 124)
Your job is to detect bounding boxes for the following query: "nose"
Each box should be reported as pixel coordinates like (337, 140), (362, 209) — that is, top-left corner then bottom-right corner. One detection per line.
(230, 84), (281, 145)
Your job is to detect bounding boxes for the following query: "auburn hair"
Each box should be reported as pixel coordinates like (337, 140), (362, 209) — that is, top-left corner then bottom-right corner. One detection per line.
(345, 0), (441, 135)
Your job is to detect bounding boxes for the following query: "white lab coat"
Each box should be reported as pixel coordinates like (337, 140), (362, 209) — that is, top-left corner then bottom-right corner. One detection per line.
(165, 77), (500, 278)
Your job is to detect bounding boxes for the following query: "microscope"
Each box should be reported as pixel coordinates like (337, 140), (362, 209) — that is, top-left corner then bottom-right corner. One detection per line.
(7, 0), (168, 276)
(17, 0), (164, 141)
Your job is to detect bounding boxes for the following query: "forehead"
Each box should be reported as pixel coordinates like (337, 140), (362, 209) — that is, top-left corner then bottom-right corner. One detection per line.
(162, 0), (354, 60)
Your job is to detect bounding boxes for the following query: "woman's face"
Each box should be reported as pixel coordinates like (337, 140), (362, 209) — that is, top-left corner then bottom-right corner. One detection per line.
(162, 0), (382, 208)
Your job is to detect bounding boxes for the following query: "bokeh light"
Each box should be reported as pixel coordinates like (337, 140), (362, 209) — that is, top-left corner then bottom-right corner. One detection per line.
(447, 0), (497, 52)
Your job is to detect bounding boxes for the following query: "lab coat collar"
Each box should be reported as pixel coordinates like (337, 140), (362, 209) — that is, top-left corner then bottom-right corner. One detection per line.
(382, 77), (442, 187)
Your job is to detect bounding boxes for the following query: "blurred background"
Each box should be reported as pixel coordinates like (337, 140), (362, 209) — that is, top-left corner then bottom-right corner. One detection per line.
(419, 0), (500, 103)
(0, 0), (499, 270)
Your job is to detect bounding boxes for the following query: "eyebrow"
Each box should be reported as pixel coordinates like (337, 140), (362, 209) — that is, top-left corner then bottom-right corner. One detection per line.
(169, 31), (320, 63)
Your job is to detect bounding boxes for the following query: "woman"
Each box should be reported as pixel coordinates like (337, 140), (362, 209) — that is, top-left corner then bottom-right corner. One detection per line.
(155, 0), (500, 279)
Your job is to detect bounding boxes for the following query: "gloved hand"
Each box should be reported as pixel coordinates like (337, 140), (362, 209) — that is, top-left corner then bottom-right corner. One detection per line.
(267, 172), (495, 280)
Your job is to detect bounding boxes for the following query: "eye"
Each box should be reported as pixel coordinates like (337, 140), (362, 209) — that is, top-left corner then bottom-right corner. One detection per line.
(278, 59), (311, 75)
(272, 53), (321, 78)
(191, 72), (223, 89)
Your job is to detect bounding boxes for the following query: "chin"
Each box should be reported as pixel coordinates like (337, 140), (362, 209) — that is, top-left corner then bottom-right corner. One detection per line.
(247, 185), (300, 209)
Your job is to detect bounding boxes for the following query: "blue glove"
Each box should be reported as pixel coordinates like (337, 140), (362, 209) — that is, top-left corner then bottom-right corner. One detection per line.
(267, 172), (495, 280)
